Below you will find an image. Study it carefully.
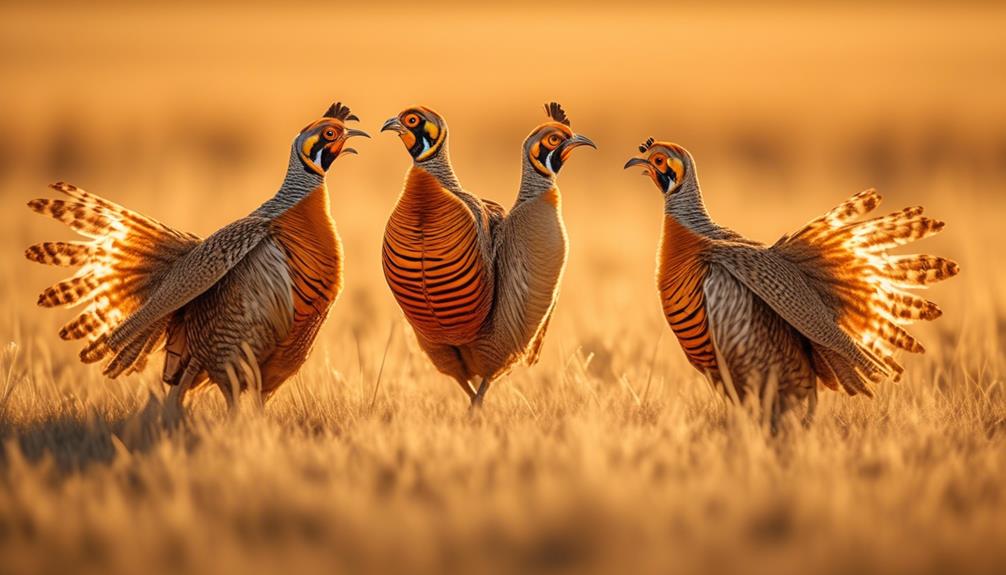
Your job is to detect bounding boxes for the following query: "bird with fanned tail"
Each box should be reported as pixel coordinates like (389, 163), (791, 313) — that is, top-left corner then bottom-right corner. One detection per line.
(381, 103), (595, 406)
(624, 139), (959, 428)
(25, 103), (368, 410)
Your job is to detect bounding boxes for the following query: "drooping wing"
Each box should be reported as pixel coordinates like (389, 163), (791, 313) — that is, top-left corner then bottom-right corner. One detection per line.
(96, 216), (273, 360)
(482, 198), (507, 243)
(707, 241), (890, 385)
(483, 196), (567, 370)
(524, 304), (555, 367)
(704, 264), (819, 401)
(178, 238), (295, 395)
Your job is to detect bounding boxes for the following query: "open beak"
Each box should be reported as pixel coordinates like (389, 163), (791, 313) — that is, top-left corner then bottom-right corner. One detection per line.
(341, 128), (370, 155)
(623, 157), (651, 173)
(381, 117), (407, 134)
(558, 133), (596, 162)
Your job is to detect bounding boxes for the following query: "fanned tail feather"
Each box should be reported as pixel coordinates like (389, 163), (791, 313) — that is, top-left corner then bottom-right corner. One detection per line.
(775, 188), (958, 392)
(26, 182), (199, 376)
(25, 241), (94, 267)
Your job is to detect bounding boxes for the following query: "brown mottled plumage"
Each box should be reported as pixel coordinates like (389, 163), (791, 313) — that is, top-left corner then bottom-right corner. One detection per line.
(381, 103), (594, 406)
(625, 140), (959, 427)
(26, 103), (368, 410)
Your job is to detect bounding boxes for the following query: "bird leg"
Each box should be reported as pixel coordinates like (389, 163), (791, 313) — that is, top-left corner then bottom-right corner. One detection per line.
(455, 377), (478, 402)
(164, 361), (200, 424)
(802, 385), (819, 429)
(470, 376), (494, 409)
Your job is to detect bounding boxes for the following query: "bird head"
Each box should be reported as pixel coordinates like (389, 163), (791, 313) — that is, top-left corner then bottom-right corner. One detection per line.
(524, 102), (595, 178)
(623, 139), (692, 194)
(381, 106), (448, 162)
(296, 102), (370, 175)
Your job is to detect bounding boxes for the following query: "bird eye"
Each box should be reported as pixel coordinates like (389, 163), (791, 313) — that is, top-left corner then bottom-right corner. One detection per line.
(654, 156), (664, 166)
(547, 134), (561, 146)
(324, 128), (337, 140)
(405, 114), (420, 126)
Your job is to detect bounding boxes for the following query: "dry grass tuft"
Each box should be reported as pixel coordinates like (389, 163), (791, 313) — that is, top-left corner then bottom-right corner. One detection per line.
(2, 2), (1005, 574)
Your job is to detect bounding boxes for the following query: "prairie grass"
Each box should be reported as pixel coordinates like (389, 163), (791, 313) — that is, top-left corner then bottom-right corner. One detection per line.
(1, 2), (1005, 574)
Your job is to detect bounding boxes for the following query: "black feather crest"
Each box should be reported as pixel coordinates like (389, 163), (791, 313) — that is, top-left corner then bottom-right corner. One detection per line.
(544, 102), (570, 126)
(638, 137), (655, 153)
(324, 102), (359, 122)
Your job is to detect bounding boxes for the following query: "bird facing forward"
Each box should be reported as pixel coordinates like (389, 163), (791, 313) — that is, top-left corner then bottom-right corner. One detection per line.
(624, 139), (959, 427)
(381, 103), (595, 406)
(26, 103), (369, 410)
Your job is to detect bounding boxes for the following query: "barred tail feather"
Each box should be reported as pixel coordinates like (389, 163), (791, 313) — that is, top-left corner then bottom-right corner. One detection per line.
(26, 182), (200, 376)
(880, 255), (959, 287)
(37, 273), (100, 307)
(25, 242), (94, 267)
(775, 189), (958, 391)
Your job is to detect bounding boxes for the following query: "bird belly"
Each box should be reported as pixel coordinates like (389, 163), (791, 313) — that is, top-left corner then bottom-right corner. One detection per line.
(382, 167), (493, 346)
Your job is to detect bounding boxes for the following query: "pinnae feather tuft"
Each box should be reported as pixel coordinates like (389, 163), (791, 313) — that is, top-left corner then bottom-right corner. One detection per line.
(324, 102), (358, 122)
(544, 102), (570, 126)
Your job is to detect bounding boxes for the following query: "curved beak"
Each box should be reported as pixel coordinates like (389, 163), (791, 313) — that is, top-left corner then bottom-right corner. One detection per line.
(381, 117), (407, 134)
(339, 128), (370, 155)
(557, 134), (596, 164)
(566, 134), (596, 151)
(623, 157), (650, 171)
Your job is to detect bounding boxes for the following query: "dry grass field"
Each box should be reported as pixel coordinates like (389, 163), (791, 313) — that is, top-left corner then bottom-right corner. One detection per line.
(1, 2), (1005, 574)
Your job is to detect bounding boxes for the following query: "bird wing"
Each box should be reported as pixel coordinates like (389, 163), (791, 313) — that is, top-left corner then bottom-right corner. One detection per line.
(483, 197), (567, 370)
(706, 240), (890, 383)
(98, 216), (274, 359)
(524, 303), (555, 366)
(704, 263), (820, 401)
(176, 237), (295, 395)
(482, 198), (507, 242)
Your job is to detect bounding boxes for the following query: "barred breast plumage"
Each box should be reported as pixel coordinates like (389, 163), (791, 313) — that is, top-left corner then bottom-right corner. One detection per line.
(657, 215), (716, 371)
(382, 166), (494, 346)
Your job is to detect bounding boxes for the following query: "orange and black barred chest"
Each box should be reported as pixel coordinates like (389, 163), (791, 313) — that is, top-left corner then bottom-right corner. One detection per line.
(657, 216), (717, 370)
(382, 167), (493, 346)
(273, 185), (344, 322)
(259, 185), (343, 392)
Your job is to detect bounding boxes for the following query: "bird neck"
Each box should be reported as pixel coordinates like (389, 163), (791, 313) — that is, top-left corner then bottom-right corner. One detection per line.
(516, 158), (556, 206)
(664, 175), (728, 239)
(254, 146), (327, 218)
(415, 140), (463, 195)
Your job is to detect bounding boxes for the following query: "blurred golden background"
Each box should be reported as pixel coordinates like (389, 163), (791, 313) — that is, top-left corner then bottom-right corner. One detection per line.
(1, 2), (1004, 574)
(2, 1), (1003, 346)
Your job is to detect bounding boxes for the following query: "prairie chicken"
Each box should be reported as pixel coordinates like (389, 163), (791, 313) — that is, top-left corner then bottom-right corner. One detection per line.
(381, 103), (594, 406)
(26, 103), (368, 409)
(624, 140), (959, 426)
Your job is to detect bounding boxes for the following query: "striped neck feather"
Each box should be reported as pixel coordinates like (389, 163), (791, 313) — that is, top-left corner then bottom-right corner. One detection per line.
(254, 146), (327, 218)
